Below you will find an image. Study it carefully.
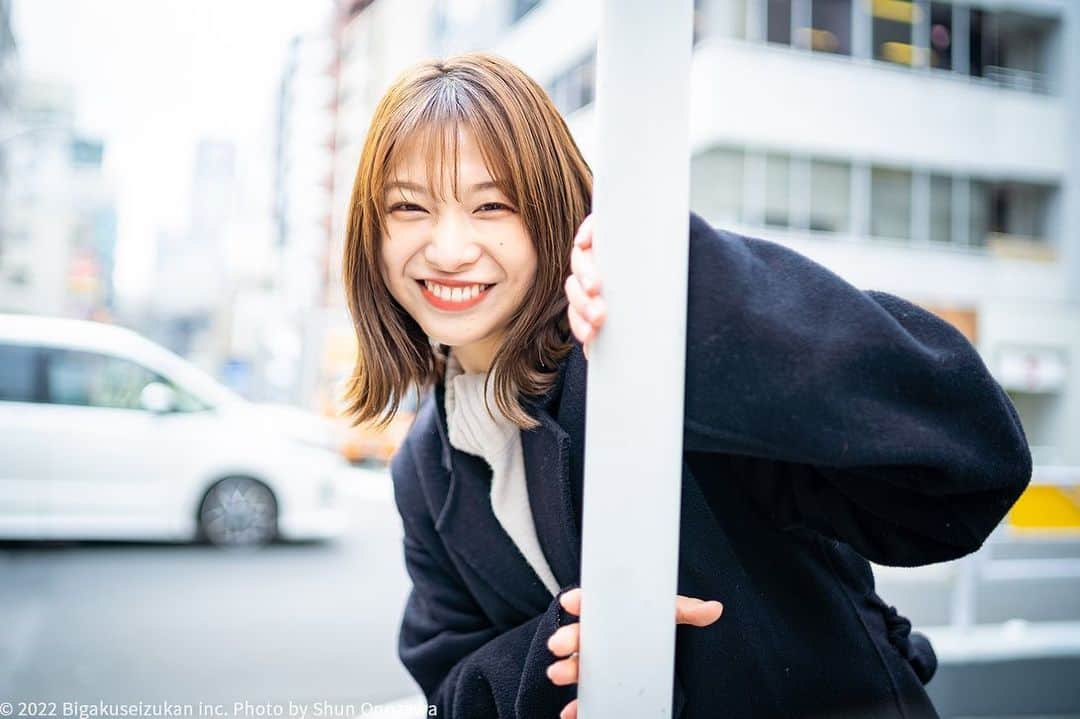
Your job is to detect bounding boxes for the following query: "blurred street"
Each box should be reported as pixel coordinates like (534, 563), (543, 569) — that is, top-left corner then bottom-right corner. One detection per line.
(0, 466), (419, 708)
(3, 462), (1080, 716)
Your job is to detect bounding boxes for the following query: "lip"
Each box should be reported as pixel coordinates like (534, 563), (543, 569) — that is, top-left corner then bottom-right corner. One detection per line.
(417, 279), (494, 312)
(418, 277), (493, 287)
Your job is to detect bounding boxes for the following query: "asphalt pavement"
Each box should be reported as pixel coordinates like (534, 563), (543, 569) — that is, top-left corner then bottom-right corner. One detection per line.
(3, 466), (1079, 717)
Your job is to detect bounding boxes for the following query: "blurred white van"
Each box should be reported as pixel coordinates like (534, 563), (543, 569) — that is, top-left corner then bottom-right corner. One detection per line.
(0, 313), (348, 547)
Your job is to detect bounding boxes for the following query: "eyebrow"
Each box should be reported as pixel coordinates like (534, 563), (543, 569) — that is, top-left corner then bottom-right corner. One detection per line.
(383, 180), (501, 196)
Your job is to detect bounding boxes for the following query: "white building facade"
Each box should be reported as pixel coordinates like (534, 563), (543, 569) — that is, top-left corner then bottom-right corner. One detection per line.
(432, 0), (1080, 467)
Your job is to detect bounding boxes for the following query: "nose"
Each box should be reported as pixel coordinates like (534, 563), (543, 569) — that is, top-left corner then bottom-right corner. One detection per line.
(423, 212), (482, 271)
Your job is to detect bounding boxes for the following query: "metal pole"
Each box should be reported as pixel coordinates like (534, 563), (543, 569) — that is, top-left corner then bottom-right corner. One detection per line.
(577, 1), (693, 717)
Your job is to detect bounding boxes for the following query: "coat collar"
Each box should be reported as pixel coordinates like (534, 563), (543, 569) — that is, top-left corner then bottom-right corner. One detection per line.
(428, 338), (587, 618)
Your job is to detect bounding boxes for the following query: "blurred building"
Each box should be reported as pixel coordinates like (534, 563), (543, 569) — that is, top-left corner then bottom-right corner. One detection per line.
(268, 31), (338, 405)
(306, 0), (438, 416)
(429, 0), (1080, 467)
(0, 0), (16, 245)
(150, 139), (237, 368)
(0, 77), (117, 321)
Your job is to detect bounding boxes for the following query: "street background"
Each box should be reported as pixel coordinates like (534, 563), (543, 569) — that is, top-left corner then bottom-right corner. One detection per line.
(2, 0), (1079, 716)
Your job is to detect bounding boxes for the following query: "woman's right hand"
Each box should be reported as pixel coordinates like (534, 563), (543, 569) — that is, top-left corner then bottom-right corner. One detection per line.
(564, 214), (606, 360)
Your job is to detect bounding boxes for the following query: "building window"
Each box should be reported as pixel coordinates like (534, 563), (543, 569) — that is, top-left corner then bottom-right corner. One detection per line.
(512, 0), (541, 24)
(690, 146), (744, 224)
(766, 0), (792, 45)
(764, 152), (791, 227)
(929, 173), (952, 244)
(809, 0), (851, 55)
(971, 180), (1056, 247)
(873, 0), (916, 66)
(870, 166), (912, 240)
(809, 158), (850, 233)
(969, 179), (991, 247)
(969, 8), (993, 78)
(983, 11), (1055, 93)
(928, 2), (952, 70)
(547, 52), (595, 115)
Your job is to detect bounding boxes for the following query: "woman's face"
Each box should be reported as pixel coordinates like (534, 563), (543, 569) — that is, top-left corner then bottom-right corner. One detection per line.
(379, 126), (537, 374)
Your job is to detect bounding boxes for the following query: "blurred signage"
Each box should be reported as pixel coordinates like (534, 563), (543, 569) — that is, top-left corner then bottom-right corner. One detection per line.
(996, 346), (1067, 394)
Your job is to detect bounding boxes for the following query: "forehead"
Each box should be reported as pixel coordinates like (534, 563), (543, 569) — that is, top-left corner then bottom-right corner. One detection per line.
(386, 124), (499, 195)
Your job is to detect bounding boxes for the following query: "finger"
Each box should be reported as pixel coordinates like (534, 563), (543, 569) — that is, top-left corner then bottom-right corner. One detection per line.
(547, 622), (581, 658)
(675, 596), (724, 626)
(573, 214), (594, 250)
(559, 587), (582, 616)
(567, 302), (594, 347)
(546, 654), (579, 686)
(565, 274), (605, 328)
(560, 699), (579, 719)
(570, 244), (602, 295)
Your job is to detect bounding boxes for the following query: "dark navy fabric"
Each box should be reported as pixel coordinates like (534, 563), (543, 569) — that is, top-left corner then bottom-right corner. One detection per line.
(389, 212), (1032, 718)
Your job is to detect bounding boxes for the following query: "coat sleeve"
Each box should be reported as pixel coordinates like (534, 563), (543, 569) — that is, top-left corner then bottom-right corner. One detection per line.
(390, 437), (579, 718)
(681, 212), (1033, 567)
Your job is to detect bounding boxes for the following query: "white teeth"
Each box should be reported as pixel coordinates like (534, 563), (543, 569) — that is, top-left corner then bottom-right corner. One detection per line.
(423, 281), (489, 303)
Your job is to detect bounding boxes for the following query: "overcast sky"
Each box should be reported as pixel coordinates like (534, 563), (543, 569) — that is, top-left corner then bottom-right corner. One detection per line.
(11, 0), (333, 304)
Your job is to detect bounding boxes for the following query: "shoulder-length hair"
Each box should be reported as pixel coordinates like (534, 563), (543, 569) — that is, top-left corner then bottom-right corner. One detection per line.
(341, 52), (593, 431)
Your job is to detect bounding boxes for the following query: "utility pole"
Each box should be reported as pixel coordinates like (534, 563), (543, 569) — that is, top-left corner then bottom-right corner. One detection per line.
(577, 1), (694, 716)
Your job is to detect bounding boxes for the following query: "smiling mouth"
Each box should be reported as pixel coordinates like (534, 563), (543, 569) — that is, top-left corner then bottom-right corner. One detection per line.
(417, 280), (495, 310)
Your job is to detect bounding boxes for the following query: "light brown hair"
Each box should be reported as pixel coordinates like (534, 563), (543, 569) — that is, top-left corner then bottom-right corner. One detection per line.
(340, 52), (593, 431)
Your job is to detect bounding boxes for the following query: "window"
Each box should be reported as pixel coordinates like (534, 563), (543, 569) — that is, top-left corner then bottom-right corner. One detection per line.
(0, 343), (43, 403)
(810, 0), (851, 55)
(873, 0), (916, 66)
(929, 174), (952, 244)
(41, 349), (208, 411)
(512, 0), (541, 23)
(971, 180), (1056, 245)
(929, 2), (952, 70)
(690, 147), (744, 224)
(764, 152), (791, 227)
(969, 8), (995, 78)
(989, 12), (1055, 93)
(548, 52), (595, 115)
(969, 179), (991, 247)
(766, 0), (792, 45)
(809, 159), (850, 233)
(870, 166), (912, 240)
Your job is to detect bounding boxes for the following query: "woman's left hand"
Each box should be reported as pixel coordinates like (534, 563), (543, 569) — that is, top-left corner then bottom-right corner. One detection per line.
(564, 214), (606, 360)
(546, 587), (724, 719)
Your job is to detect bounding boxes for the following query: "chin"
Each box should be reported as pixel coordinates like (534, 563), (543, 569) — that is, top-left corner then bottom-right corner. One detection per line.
(424, 326), (489, 350)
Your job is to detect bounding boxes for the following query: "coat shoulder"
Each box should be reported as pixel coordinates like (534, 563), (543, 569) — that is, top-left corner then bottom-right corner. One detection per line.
(390, 387), (445, 522)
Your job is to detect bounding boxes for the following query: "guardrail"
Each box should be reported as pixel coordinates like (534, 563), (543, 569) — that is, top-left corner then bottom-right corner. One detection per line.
(949, 465), (1080, 629)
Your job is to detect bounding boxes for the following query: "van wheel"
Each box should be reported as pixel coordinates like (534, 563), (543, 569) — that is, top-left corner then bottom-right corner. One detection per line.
(198, 477), (278, 547)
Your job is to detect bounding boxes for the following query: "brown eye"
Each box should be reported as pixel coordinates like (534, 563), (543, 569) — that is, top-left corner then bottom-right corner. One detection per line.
(389, 202), (424, 213)
(477, 202), (513, 213)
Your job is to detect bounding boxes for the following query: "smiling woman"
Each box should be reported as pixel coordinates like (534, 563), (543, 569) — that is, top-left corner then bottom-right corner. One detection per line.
(378, 126), (538, 375)
(341, 53), (592, 432)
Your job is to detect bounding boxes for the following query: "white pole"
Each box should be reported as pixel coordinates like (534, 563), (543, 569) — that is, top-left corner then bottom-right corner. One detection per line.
(577, 2), (693, 717)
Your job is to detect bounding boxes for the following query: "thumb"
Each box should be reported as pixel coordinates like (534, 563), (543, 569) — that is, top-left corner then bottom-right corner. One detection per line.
(675, 596), (724, 626)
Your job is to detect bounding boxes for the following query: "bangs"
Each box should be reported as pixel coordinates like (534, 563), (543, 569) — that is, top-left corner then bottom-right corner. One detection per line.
(376, 81), (522, 220)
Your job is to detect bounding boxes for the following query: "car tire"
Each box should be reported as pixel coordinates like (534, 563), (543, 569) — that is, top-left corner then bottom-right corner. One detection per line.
(197, 476), (278, 547)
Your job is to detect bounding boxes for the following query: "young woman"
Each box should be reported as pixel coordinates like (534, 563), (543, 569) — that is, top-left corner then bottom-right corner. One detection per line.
(341, 52), (1032, 719)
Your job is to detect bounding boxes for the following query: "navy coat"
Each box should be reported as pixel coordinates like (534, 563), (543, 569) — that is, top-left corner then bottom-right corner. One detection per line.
(389, 212), (1033, 718)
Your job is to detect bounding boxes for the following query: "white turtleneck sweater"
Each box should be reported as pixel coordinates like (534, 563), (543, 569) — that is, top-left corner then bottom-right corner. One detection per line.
(443, 350), (561, 597)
